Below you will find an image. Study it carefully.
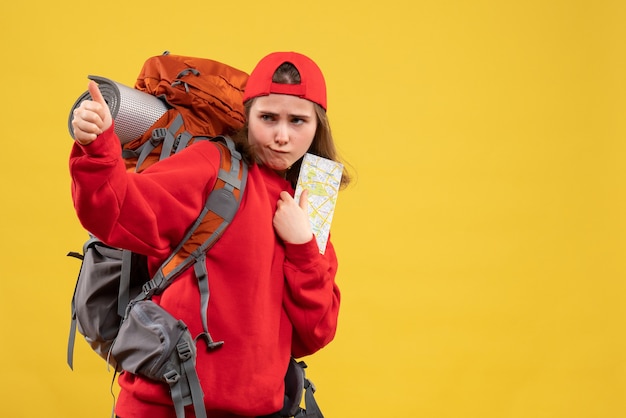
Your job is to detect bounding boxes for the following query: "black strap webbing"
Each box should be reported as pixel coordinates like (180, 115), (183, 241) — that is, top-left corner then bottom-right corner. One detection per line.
(128, 113), (185, 171)
(117, 250), (133, 317)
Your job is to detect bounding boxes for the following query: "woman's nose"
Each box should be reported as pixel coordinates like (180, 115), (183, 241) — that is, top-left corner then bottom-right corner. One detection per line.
(274, 123), (289, 145)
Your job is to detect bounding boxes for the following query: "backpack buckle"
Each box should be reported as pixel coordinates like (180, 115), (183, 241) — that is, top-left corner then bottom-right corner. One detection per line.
(163, 369), (180, 384)
(176, 341), (193, 362)
(195, 332), (224, 351)
(151, 128), (167, 144)
(141, 280), (157, 296)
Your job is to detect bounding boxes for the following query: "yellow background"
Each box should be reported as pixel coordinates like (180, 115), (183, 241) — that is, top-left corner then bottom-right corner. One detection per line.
(1, 1), (624, 417)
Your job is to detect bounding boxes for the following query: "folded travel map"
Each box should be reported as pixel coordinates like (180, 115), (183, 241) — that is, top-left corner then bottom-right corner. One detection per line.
(294, 153), (343, 254)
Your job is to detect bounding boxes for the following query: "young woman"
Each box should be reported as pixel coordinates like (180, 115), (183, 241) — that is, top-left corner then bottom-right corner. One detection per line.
(70, 51), (349, 418)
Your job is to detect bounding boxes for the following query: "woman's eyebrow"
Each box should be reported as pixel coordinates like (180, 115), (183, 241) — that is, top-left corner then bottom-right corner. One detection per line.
(256, 109), (313, 119)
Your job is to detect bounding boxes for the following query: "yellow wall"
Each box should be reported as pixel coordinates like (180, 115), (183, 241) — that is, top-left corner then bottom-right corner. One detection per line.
(1, 1), (624, 417)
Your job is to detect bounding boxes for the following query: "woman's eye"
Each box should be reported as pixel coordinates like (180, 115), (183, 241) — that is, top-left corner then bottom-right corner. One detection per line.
(260, 114), (273, 121)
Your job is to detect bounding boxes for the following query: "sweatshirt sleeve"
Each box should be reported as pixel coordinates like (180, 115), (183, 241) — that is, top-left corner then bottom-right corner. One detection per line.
(69, 124), (220, 259)
(283, 236), (341, 358)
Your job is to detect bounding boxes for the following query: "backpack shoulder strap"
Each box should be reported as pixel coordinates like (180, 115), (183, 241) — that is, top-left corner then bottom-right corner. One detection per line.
(133, 135), (247, 350)
(131, 135), (247, 303)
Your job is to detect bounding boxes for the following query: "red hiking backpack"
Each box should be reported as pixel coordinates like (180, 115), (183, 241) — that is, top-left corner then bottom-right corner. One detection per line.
(123, 51), (248, 171)
(67, 52), (250, 418)
(67, 52), (324, 418)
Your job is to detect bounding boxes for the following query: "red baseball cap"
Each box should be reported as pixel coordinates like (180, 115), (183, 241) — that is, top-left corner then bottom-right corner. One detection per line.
(243, 52), (327, 110)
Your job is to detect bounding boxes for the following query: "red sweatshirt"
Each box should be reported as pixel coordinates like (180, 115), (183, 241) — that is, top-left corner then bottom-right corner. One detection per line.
(69, 125), (340, 418)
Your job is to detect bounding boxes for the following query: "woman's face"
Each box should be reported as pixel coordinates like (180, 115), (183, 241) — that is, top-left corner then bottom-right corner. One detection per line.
(247, 94), (317, 175)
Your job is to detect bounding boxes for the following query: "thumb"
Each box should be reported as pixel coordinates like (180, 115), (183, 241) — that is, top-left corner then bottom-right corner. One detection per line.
(88, 80), (106, 106)
(298, 189), (309, 212)
(87, 79), (113, 131)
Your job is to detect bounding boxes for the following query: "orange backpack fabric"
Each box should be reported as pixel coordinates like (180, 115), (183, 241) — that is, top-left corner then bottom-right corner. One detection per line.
(122, 52), (249, 172)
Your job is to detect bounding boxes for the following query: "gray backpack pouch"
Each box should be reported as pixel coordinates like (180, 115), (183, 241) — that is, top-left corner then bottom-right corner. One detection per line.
(70, 239), (149, 369)
(75, 243), (124, 360)
(111, 300), (206, 418)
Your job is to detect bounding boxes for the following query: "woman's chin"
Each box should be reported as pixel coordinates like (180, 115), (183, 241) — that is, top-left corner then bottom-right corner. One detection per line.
(264, 160), (290, 173)
(268, 166), (288, 176)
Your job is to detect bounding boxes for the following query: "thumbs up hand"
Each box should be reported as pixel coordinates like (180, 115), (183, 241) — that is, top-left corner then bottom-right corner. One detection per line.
(71, 80), (113, 145)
